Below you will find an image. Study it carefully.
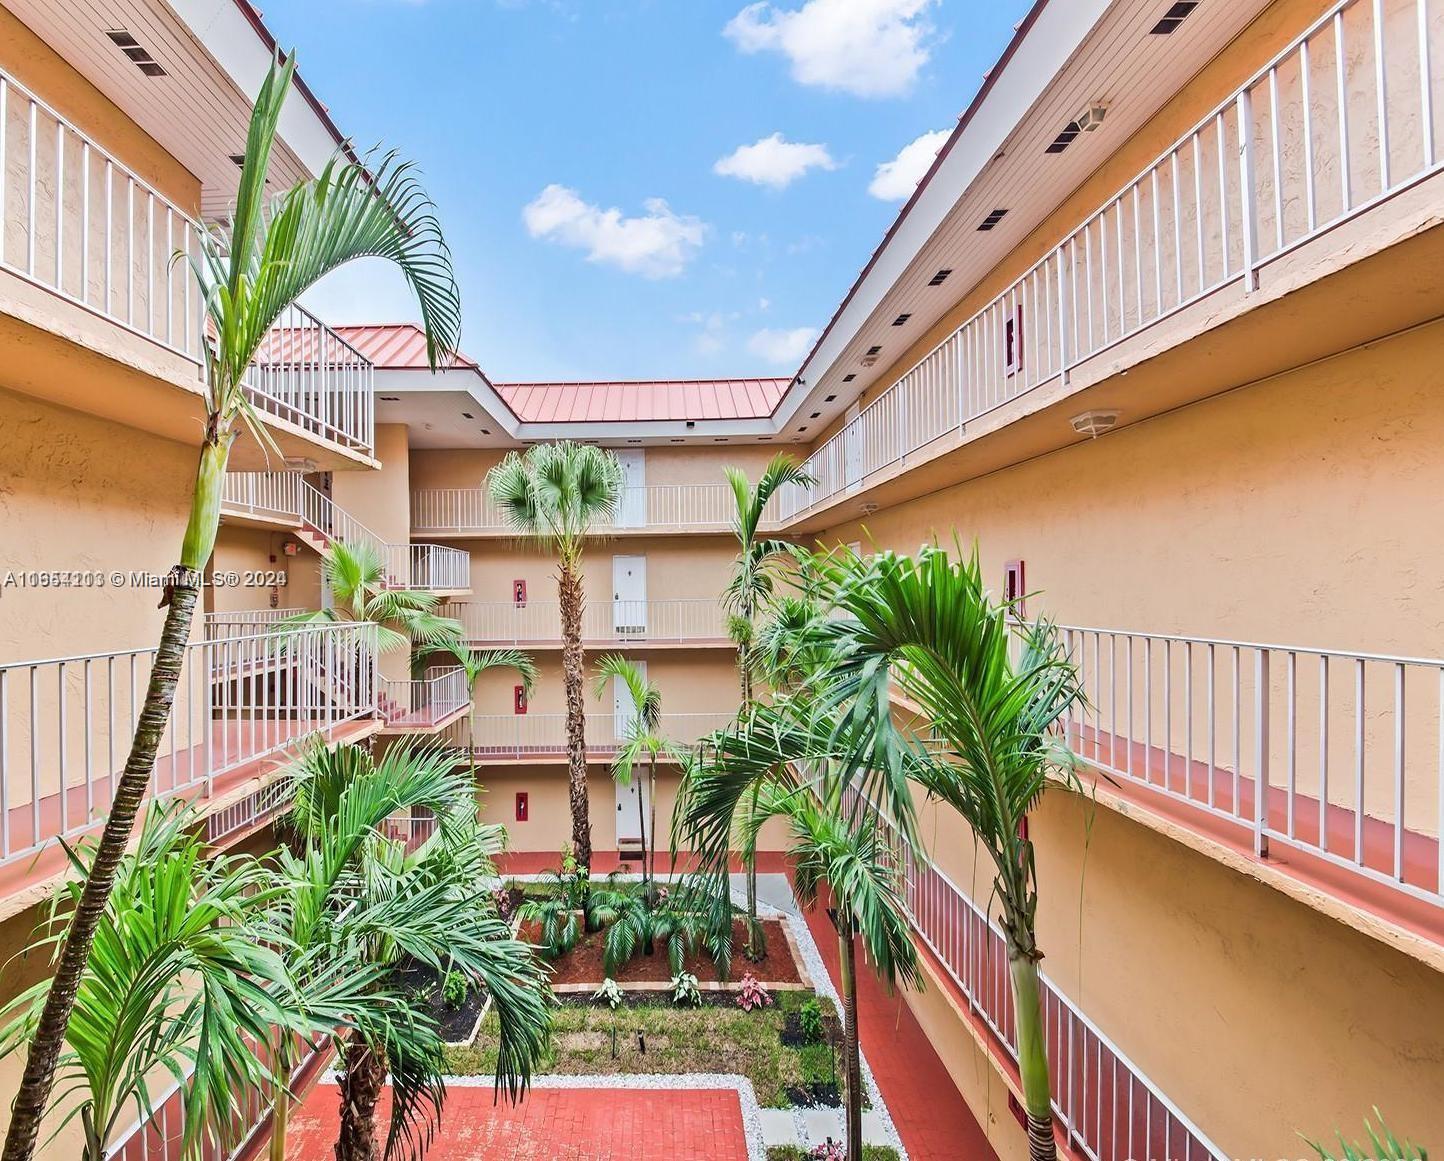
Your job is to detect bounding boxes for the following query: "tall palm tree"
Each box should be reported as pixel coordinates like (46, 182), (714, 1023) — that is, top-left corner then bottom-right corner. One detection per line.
(288, 539), (465, 656)
(270, 739), (550, 1161)
(813, 545), (1082, 1161)
(1, 54), (461, 1161)
(723, 454), (813, 949)
(0, 806), (309, 1161)
(486, 442), (622, 871)
(593, 654), (667, 888)
(681, 705), (918, 1161)
(448, 646), (538, 779)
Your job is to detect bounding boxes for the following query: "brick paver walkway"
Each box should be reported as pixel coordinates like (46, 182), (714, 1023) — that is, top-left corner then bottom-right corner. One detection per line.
(287, 1084), (750, 1160)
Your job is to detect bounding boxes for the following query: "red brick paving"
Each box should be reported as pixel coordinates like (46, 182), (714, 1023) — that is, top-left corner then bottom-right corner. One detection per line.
(287, 1084), (749, 1160)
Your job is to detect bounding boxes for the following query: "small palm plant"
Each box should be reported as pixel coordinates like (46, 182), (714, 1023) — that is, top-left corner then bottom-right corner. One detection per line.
(593, 654), (669, 888)
(287, 539), (465, 656)
(1305, 1113), (1427, 1161)
(0, 805), (305, 1161)
(486, 442), (623, 872)
(724, 453), (814, 952)
(814, 545), (1082, 1161)
(1, 54), (462, 1161)
(448, 645), (538, 778)
(269, 739), (550, 1161)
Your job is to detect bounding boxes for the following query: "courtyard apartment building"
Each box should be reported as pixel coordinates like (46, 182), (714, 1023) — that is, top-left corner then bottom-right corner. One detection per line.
(1, 0), (1443, 1158)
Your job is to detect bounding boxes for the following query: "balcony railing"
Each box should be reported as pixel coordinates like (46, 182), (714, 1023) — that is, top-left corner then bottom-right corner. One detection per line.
(452, 599), (730, 646)
(393, 542), (470, 592)
(201, 608), (306, 639)
(411, 484), (777, 535)
(379, 667), (470, 730)
(222, 473), (470, 593)
(780, 0), (1444, 520)
(1060, 625), (1444, 909)
(858, 794), (1225, 1161)
(243, 302), (375, 454)
(0, 65), (375, 458)
(0, 623), (377, 872)
(444, 711), (733, 759)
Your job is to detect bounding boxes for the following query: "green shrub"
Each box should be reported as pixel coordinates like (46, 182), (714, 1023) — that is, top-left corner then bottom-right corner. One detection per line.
(1304, 1112), (1427, 1161)
(798, 997), (826, 1044)
(441, 970), (468, 1008)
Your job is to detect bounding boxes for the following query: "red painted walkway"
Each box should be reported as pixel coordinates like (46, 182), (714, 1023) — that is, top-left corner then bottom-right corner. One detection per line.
(287, 1085), (749, 1160)
(793, 880), (1000, 1161)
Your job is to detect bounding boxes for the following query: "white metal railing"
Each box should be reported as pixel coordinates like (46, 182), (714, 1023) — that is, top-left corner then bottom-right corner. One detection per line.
(0, 623), (377, 871)
(0, 66), (205, 361)
(391, 542), (470, 592)
(1060, 625), (1444, 907)
(0, 65), (376, 458)
(218, 471), (304, 524)
(380, 667), (469, 729)
(205, 774), (297, 846)
(781, 0), (1444, 519)
(860, 793), (1226, 1161)
(445, 711), (733, 758)
(221, 475), (469, 593)
(451, 599), (730, 645)
(411, 484), (780, 535)
(243, 301), (375, 454)
(201, 608), (305, 639)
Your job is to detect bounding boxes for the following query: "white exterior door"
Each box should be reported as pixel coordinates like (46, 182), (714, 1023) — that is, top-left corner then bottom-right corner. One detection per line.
(615, 774), (649, 843)
(612, 554), (647, 635)
(612, 660), (647, 734)
(844, 402), (863, 490)
(615, 450), (646, 527)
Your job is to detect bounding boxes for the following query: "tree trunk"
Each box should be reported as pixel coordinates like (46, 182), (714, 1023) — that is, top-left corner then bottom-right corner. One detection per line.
(647, 754), (659, 886)
(269, 1031), (295, 1161)
(558, 560), (591, 871)
(637, 766), (649, 889)
(1008, 949), (1057, 1161)
(838, 922), (863, 1161)
(335, 1030), (384, 1161)
(1, 433), (230, 1161)
(739, 640), (762, 956)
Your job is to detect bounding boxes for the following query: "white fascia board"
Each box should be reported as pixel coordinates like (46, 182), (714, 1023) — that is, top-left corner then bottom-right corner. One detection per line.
(167, 0), (344, 176)
(376, 367), (521, 433)
(776, 0), (1111, 428)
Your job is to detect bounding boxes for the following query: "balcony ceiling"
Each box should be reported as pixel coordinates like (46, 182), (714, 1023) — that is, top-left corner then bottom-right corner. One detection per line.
(7, 0), (348, 220)
(785, 0), (1277, 442)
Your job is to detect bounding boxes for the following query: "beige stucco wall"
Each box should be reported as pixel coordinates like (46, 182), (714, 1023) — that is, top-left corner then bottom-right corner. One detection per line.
(0, 385), (195, 662)
(332, 424), (412, 546)
(207, 524), (323, 616)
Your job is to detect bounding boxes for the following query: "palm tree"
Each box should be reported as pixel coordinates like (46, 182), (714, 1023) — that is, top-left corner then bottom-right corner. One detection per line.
(723, 454), (813, 950)
(486, 442), (622, 871)
(287, 539), (466, 656)
(448, 646), (538, 779)
(682, 712), (917, 1161)
(0, 806), (309, 1160)
(270, 739), (550, 1161)
(0, 56), (461, 1161)
(593, 654), (667, 888)
(813, 545), (1082, 1161)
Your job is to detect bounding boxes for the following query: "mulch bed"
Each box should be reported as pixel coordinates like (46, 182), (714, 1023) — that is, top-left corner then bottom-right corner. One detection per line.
(519, 918), (804, 987)
(395, 959), (486, 1043)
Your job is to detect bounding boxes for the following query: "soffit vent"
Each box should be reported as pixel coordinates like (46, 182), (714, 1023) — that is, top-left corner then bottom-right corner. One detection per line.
(105, 29), (166, 77)
(977, 208), (1010, 230)
(1151, 2), (1199, 35)
(928, 269), (953, 286)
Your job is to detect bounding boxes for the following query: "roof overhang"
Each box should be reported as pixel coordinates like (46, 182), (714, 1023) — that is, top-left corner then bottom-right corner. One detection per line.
(6, 0), (354, 221)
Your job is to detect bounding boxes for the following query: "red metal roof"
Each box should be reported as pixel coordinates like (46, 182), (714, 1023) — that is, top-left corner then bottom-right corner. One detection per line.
(330, 324), (480, 370)
(494, 378), (789, 423)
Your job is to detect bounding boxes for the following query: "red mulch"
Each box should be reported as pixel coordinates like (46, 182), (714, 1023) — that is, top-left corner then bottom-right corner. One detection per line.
(520, 918), (803, 986)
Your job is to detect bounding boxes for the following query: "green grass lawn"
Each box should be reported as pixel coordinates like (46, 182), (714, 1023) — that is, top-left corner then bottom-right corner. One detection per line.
(445, 991), (844, 1109)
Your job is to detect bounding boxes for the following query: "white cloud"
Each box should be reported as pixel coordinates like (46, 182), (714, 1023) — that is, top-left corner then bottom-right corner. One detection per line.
(869, 127), (950, 200)
(747, 325), (818, 366)
(522, 184), (706, 278)
(725, 0), (936, 98)
(714, 133), (838, 189)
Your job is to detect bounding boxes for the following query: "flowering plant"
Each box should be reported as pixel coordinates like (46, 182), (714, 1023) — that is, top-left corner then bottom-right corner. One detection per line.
(735, 972), (772, 1012)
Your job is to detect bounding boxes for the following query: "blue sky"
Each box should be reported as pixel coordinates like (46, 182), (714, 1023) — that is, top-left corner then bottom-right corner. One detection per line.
(270, 0), (1032, 381)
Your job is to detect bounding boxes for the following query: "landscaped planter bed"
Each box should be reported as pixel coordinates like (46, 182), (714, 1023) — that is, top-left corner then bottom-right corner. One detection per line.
(445, 989), (850, 1108)
(520, 917), (806, 988)
(395, 959), (487, 1047)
